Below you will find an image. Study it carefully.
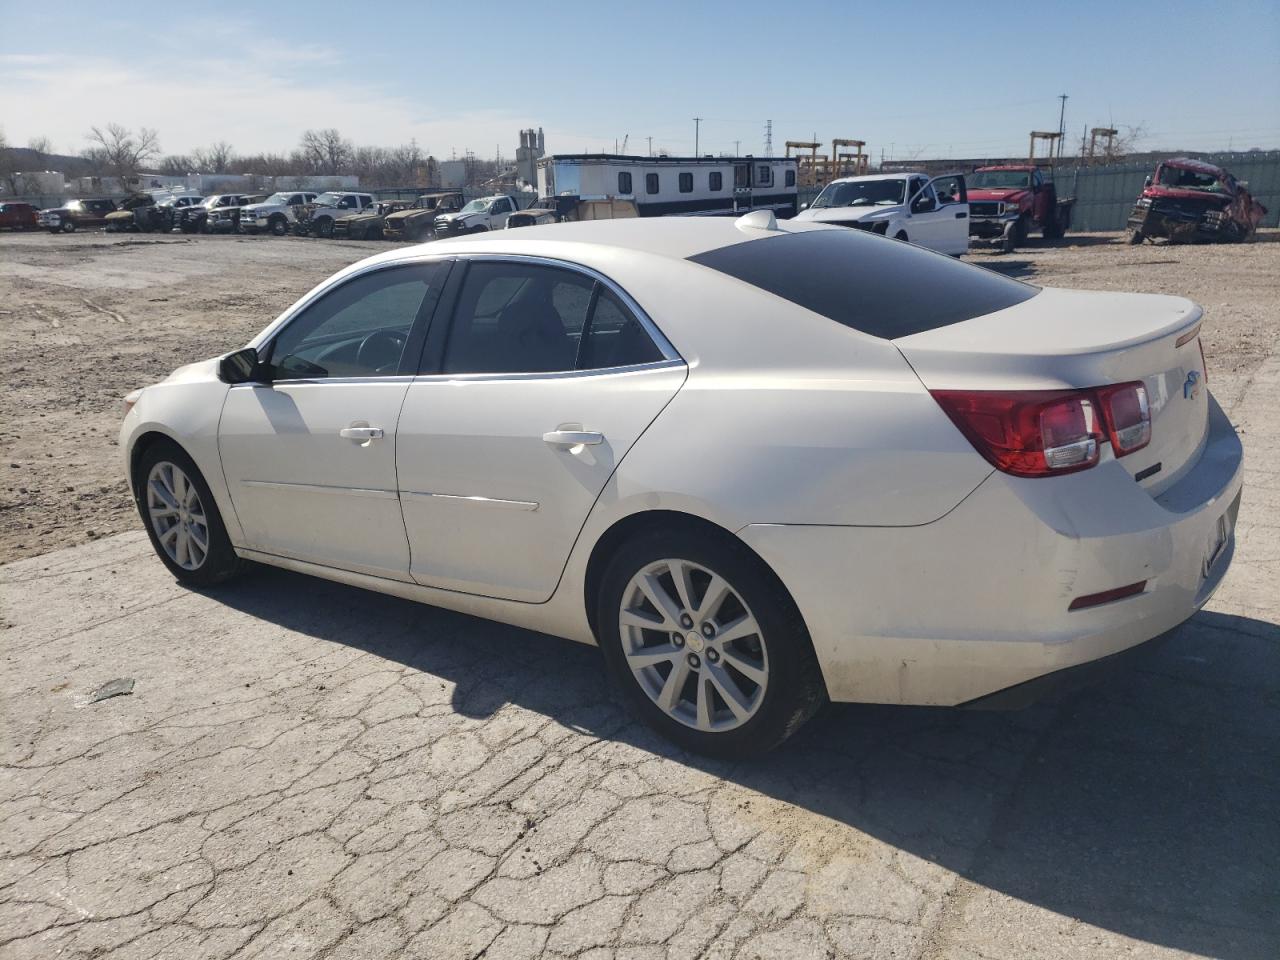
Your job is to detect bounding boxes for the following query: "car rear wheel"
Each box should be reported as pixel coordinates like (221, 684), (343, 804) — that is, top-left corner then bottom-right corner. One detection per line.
(597, 528), (825, 758)
(134, 439), (242, 586)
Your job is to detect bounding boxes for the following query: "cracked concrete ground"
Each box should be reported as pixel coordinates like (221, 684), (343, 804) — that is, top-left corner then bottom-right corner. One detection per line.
(2, 235), (1278, 959)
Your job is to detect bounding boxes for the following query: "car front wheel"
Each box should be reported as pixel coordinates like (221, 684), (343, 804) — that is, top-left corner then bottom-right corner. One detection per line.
(270, 216), (288, 236)
(134, 439), (242, 586)
(61, 220), (76, 233)
(597, 528), (825, 758)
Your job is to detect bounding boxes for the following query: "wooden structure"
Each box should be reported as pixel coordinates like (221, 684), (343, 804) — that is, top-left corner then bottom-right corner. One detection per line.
(1029, 131), (1062, 163)
(1087, 127), (1118, 164)
(786, 138), (869, 186)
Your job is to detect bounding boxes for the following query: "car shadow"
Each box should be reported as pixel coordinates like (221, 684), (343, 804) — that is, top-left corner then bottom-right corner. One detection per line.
(208, 566), (1279, 958)
(972, 258), (1036, 279)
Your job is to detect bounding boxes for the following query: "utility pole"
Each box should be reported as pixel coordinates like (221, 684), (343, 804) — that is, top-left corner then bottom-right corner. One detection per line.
(647, 136), (653, 157)
(693, 118), (702, 157)
(1056, 93), (1068, 161)
(733, 140), (741, 156)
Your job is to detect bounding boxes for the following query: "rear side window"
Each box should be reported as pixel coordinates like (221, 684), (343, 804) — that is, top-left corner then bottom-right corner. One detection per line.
(687, 229), (1038, 339)
(709, 171), (723, 191)
(646, 173), (659, 195)
(618, 171), (633, 194)
(679, 172), (693, 193)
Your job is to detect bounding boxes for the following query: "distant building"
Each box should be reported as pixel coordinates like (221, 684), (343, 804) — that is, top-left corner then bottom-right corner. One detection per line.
(515, 128), (545, 190)
(439, 160), (467, 189)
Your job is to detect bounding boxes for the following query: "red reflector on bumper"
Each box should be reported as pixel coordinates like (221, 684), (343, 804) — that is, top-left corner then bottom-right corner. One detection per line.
(1068, 581), (1147, 611)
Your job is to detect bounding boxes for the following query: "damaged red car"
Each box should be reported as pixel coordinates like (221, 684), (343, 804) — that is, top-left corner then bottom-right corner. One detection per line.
(1127, 158), (1266, 244)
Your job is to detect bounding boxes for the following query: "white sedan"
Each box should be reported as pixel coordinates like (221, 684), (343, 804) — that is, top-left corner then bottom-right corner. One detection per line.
(120, 213), (1242, 757)
(792, 171), (971, 255)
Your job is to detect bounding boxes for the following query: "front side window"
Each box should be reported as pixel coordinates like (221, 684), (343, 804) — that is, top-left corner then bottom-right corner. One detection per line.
(709, 171), (723, 191)
(443, 261), (664, 374)
(679, 172), (693, 193)
(266, 263), (446, 380)
(785, 169), (796, 187)
(756, 165), (773, 187)
(618, 171), (633, 194)
(646, 173), (659, 195)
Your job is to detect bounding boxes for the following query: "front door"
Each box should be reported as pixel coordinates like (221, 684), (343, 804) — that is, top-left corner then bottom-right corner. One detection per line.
(396, 258), (686, 602)
(219, 260), (450, 580)
(927, 174), (970, 255)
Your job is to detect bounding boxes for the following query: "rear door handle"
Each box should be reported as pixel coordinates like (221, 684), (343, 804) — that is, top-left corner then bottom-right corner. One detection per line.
(955, 211), (968, 218)
(340, 426), (384, 442)
(543, 430), (603, 448)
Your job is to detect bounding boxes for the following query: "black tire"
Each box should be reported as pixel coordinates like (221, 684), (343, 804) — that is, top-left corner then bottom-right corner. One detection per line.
(133, 438), (243, 587)
(1042, 211), (1063, 240)
(1001, 221), (1017, 253)
(1014, 214), (1030, 245)
(596, 526), (826, 759)
(61, 220), (76, 233)
(894, 230), (908, 242)
(1128, 228), (1145, 245)
(315, 218), (334, 238)
(48, 228), (61, 235)
(270, 216), (288, 236)
(470, 225), (489, 234)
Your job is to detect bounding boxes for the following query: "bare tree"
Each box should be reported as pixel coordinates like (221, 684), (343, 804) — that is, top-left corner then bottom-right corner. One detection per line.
(191, 140), (234, 173)
(297, 128), (352, 175)
(84, 123), (161, 179)
(1110, 124), (1147, 159)
(27, 136), (53, 169)
(157, 154), (193, 176)
(0, 129), (20, 195)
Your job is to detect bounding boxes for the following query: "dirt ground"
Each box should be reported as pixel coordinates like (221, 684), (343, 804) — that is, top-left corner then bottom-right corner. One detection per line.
(1, 229), (1277, 564)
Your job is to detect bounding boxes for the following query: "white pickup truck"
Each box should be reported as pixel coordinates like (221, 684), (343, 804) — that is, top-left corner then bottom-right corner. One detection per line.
(302, 192), (376, 238)
(433, 195), (518, 235)
(791, 172), (970, 256)
(239, 191), (319, 236)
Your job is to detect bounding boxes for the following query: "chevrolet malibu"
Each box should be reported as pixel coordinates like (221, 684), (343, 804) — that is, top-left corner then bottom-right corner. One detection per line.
(120, 213), (1242, 757)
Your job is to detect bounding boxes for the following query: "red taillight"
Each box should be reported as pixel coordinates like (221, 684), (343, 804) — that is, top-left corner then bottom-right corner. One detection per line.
(932, 381), (1151, 478)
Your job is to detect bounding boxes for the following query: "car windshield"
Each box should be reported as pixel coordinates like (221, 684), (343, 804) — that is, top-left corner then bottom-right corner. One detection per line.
(969, 170), (1032, 189)
(199, 196), (222, 208)
(460, 199), (491, 213)
(262, 192), (297, 205)
(313, 192), (344, 206)
(1156, 165), (1225, 192)
(812, 179), (905, 208)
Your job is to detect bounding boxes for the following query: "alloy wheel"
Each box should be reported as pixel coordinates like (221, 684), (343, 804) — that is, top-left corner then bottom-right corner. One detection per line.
(618, 558), (769, 732)
(146, 461), (209, 571)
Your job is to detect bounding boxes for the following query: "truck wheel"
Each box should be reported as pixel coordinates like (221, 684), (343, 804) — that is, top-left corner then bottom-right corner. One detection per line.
(315, 218), (334, 238)
(470, 225), (489, 234)
(893, 230), (908, 242)
(1001, 222), (1017, 253)
(1014, 214), (1030, 244)
(1042, 211), (1063, 240)
(1128, 229), (1144, 245)
(270, 216), (288, 236)
(61, 220), (76, 233)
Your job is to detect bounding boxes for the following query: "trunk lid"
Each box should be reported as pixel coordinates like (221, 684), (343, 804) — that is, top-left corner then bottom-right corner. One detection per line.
(895, 287), (1209, 495)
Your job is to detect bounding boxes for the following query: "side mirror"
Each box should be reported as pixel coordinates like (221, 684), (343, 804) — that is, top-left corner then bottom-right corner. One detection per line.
(1144, 176), (1152, 188)
(911, 196), (936, 214)
(800, 202), (809, 211)
(218, 346), (262, 384)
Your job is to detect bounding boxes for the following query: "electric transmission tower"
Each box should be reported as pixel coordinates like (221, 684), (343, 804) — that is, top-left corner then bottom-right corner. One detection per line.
(764, 120), (773, 157)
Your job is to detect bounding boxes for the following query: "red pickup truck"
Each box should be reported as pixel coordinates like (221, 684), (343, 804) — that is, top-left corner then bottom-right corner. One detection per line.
(966, 164), (1074, 252)
(0, 201), (39, 230)
(1126, 157), (1265, 244)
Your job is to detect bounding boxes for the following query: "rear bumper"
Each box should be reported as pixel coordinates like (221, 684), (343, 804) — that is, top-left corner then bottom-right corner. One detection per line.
(739, 394), (1244, 706)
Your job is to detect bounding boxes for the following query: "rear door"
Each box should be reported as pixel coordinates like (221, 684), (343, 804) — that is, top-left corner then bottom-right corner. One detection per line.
(396, 257), (686, 601)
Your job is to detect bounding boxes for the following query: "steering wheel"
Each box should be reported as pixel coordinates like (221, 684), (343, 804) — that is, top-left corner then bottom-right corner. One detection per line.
(356, 330), (407, 374)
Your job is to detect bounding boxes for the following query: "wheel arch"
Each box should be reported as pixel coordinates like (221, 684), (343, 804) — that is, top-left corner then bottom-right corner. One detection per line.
(581, 508), (806, 642)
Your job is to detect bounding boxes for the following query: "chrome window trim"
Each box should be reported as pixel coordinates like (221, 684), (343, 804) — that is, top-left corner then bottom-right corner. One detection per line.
(413, 358), (685, 385)
(445, 251), (682, 364)
(401, 491), (539, 511)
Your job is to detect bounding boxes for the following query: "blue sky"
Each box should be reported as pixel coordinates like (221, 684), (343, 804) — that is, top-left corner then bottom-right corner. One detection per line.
(2, 0), (1278, 162)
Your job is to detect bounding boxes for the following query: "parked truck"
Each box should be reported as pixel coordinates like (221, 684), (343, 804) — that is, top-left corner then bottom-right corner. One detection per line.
(239, 191), (319, 236)
(1126, 157), (1265, 244)
(966, 164), (1074, 252)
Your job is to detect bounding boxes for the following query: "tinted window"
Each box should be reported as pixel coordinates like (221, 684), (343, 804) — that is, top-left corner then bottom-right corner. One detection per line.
(267, 263), (445, 379)
(785, 169), (795, 187)
(646, 173), (659, 195)
(580, 289), (663, 370)
(618, 171), (633, 194)
(687, 230), (1038, 339)
(679, 172), (693, 193)
(443, 262), (593, 374)
(709, 171), (723, 191)
(756, 165), (773, 187)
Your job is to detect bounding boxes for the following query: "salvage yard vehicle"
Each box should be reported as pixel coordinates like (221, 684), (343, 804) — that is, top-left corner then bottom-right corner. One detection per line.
(178, 194), (259, 234)
(0, 201), (39, 230)
(791, 172), (969, 255)
(295, 191), (376, 238)
(1127, 157), (1266, 244)
(120, 214), (1241, 758)
(104, 194), (156, 232)
(433, 195), (517, 235)
(382, 192), (465, 242)
(507, 195), (640, 228)
(967, 165), (1074, 252)
(38, 198), (117, 233)
(333, 199), (409, 240)
(207, 194), (267, 233)
(239, 191), (319, 236)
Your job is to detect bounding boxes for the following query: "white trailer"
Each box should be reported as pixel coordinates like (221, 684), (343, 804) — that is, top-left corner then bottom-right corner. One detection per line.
(537, 154), (798, 218)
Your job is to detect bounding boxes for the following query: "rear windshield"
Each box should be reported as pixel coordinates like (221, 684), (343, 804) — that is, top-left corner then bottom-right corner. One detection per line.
(687, 228), (1038, 339)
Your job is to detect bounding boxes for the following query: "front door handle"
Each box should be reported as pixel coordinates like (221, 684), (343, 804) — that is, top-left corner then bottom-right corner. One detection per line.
(340, 426), (384, 442)
(543, 430), (603, 448)
(955, 211), (968, 218)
